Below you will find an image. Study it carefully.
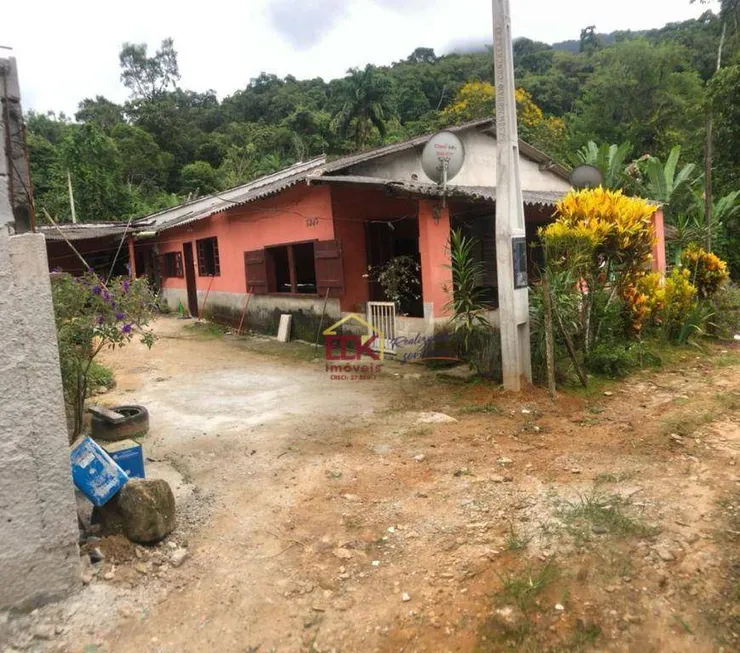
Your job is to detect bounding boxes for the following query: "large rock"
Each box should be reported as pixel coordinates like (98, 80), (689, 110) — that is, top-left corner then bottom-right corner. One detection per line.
(117, 478), (176, 544)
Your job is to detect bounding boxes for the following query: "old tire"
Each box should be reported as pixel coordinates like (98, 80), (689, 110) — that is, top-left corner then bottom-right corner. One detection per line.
(91, 405), (149, 442)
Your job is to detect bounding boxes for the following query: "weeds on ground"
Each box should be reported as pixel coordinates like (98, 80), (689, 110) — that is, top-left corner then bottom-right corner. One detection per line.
(661, 411), (716, 437)
(505, 524), (531, 551)
(497, 559), (560, 612)
(459, 402), (501, 414)
(714, 391), (740, 411)
(86, 361), (114, 392)
(558, 491), (658, 545)
(185, 321), (227, 339)
(593, 470), (637, 485)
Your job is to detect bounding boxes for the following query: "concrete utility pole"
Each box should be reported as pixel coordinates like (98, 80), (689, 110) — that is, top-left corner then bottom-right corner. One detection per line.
(492, 0), (532, 391)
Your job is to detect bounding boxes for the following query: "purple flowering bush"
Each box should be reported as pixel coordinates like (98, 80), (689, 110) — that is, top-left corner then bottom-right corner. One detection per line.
(51, 271), (156, 441)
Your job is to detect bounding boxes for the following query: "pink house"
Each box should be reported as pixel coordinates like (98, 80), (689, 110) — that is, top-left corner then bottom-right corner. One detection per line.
(128, 120), (666, 347)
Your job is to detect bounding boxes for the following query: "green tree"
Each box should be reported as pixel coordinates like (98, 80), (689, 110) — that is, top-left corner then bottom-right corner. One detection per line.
(332, 65), (396, 150)
(180, 160), (222, 196)
(119, 38), (180, 100)
(570, 141), (632, 190)
(75, 96), (124, 133)
(61, 124), (131, 221)
(570, 39), (704, 157)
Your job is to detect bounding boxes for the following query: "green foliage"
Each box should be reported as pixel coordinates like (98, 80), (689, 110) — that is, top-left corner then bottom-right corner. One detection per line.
(630, 145), (698, 210)
(570, 141), (631, 189)
(332, 65), (396, 150)
(709, 283), (740, 339)
(119, 38), (180, 100)
(445, 229), (492, 353)
(52, 272), (156, 440)
(87, 361), (114, 391)
(366, 255), (420, 315)
(586, 343), (639, 378)
(180, 160), (222, 196)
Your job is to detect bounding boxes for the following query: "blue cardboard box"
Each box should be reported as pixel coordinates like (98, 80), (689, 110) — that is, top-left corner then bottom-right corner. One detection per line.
(70, 437), (128, 507)
(102, 439), (145, 479)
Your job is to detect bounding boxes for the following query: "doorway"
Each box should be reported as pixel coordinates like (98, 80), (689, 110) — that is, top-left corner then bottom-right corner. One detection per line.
(182, 242), (199, 318)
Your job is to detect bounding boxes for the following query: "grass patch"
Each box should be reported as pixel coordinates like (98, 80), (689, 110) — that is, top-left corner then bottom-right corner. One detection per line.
(496, 559), (560, 612)
(505, 524), (531, 551)
(593, 470), (637, 485)
(715, 391), (740, 412)
(185, 321), (228, 339)
(559, 492), (658, 544)
(86, 361), (114, 393)
(661, 410), (716, 437)
(459, 402), (501, 415)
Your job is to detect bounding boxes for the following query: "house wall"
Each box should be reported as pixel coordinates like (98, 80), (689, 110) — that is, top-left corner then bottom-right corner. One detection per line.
(154, 184), (338, 337)
(330, 185), (418, 312)
(347, 128), (572, 193)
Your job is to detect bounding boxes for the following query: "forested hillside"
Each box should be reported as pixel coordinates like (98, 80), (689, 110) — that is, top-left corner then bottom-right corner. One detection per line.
(26, 7), (740, 273)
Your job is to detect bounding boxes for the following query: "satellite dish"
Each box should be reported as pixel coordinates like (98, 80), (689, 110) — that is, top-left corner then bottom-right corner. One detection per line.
(421, 131), (465, 186)
(570, 164), (604, 189)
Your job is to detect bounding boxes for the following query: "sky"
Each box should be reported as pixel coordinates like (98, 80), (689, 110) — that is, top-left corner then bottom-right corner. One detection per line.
(1, 0), (718, 116)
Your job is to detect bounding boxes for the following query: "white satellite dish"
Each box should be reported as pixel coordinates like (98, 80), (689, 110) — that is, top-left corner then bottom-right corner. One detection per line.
(421, 131), (465, 190)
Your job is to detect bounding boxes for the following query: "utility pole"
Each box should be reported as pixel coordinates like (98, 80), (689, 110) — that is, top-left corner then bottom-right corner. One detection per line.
(66, 169), (77, 224)
(492, 0), (532, 391)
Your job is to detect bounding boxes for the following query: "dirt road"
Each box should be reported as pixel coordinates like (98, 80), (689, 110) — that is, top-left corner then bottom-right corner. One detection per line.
(8, 317), (740, 652)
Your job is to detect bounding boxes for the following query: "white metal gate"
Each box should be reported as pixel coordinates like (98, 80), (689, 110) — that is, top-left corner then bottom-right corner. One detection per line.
(366, 301), (397, 354)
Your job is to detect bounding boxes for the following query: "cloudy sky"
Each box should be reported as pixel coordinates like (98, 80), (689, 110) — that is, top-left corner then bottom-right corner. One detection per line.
(1, 0), (716, 115)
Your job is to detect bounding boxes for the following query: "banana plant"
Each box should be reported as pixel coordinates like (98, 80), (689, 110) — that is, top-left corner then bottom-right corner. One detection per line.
(570, 141), (631, 190)
(634, 146), (698, 206)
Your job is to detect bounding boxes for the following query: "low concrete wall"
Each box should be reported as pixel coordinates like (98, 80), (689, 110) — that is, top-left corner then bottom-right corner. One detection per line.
(0, 230), (80, 609)
(161, 288), (341, 341)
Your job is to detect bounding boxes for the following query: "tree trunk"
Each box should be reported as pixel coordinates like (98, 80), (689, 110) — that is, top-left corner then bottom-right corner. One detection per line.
(704, 19), (727, 252)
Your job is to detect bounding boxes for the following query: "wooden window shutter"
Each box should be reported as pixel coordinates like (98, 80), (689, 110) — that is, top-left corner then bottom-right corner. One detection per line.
(196, 240), (206, 276)
(175, 252), (184, 278)
(314, 239), (344, 298)
(244, 249), (268, 294)
(159, 255), (166, 278)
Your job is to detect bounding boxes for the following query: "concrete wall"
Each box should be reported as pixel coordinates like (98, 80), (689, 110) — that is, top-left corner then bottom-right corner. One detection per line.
(0, 55), (79, 611)
(0, 231), (80, 609)
(347, 127), (572, 193)
(161, 287), (342, 341)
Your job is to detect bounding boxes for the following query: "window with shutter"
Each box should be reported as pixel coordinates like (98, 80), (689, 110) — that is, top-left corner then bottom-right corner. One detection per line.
(244, 249), (268, 294)
(314, 239), (344, 297)
(162, 252), (185, 278)
(196, 237), (220, 276)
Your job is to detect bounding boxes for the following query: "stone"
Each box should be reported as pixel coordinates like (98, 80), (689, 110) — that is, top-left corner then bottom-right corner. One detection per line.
(413, 454), (426, 462)
(104, 570), (115, 581)
(497, 457), (513, 466)
(490, 475), (505, 483)
(655, 546), (675, 562)
(401, 592), (411, 602)
(116, 479), (176, 544)
(571, 468), (582, 474)
(170, 548), (189, 567)
(415, 412), (458, 424)
(592, 525), (608, 534)
(96, 386), (109, 395)
(135, 562), (148, 574)
(555, 604), (565, 611)
(333, 548), (353, 560)
(603, 391), (614, 397)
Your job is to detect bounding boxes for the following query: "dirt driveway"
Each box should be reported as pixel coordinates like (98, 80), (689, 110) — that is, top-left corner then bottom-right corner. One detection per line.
(8, 317), (740, 653)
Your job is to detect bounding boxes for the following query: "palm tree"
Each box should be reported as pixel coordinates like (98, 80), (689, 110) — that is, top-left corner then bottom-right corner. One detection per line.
(332, 66), (396, 151)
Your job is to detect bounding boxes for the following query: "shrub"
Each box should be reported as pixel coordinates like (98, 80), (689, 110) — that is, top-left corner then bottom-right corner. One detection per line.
(709, 283), (740, 339)
(366, 255), (421, 316)
(586, 343), (638, 378)
(52, 272), (156, 441)
(638, 267), (699, 341)
(87, 361), (114, 392)
(680, 245), (729, 299)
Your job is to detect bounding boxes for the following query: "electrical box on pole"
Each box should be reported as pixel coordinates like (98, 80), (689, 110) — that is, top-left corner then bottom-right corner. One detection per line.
(492, 0), (532, 391)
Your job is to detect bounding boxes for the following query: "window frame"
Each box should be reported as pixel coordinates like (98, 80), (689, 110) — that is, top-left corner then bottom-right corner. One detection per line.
(265, 240), (318, 295)
(162, 251), (184, 278)
(196, 237), (221, 277)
